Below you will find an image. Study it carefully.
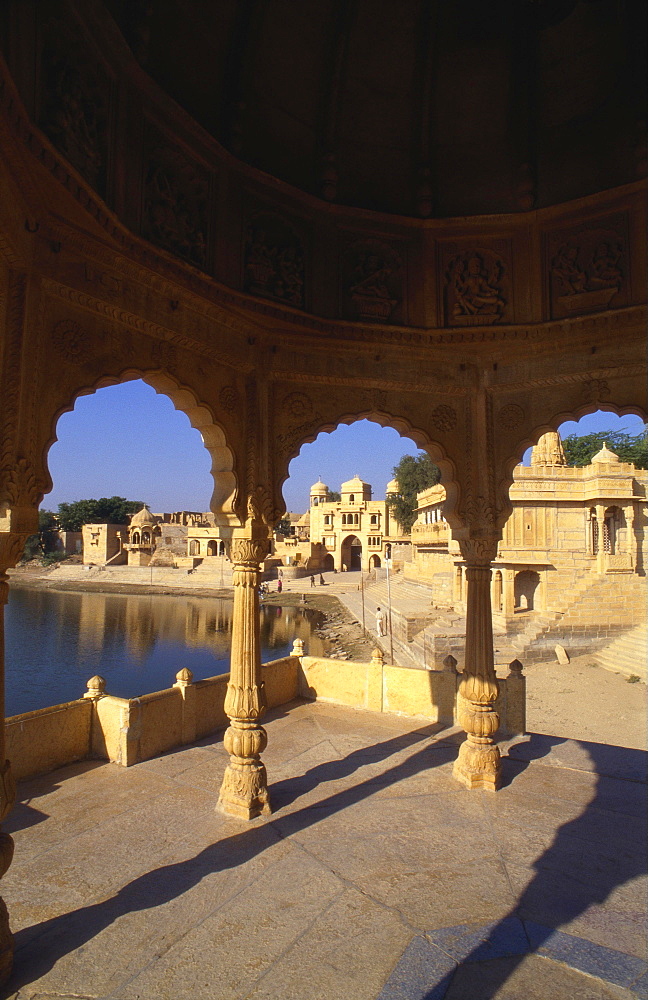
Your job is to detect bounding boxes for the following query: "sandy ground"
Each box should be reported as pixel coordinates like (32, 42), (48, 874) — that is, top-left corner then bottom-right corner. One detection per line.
(9, 564), (646, 751)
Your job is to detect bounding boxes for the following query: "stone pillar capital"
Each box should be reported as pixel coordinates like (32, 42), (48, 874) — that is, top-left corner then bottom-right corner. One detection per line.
(0, 530), (33, 603)
(458, 536), (499, 566)
(230, 534), (270, 567)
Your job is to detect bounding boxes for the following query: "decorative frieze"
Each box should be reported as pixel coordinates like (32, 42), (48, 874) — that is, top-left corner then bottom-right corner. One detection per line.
(282, 392), (313, 421)
(498, 403), (525, 430)
(440, 243), (511, 327)
(244, 210), (305, 309)
(52, 319), (90, 363)
(38, 27), (111, 196)
(547, 214), (629, 319)
(341, 239), (404, 323)
(219, 386), (240, 413)
(430, 404), (457, 433)
(142, 124), (211, 270)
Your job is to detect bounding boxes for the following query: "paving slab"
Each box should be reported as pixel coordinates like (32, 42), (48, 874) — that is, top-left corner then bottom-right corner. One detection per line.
(2, 699), (646, 1000)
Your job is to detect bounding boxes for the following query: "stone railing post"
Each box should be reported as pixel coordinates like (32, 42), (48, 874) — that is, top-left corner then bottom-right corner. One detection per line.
(505, 659), (526, 737)
(218, 533), (271, 820)
(453, 538), (501, 791)
(291, 638), (305, 658)
(174, 668), (197, 745)
(84, 674), (107, 701)
(84, 674), (107, 758)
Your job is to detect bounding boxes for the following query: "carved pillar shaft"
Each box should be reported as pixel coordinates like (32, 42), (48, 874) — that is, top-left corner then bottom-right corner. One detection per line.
(453, 545), (501, 791)
(217, 537), (271, 820)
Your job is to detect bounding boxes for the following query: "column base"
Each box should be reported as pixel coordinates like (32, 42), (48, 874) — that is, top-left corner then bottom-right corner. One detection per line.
(0, 832), (14, 987)
(217, 761), (271, 820)
(453, 740), (501, 791)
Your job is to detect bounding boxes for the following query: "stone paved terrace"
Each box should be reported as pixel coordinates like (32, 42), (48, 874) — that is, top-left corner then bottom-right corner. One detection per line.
(2, 699), (646, 1000)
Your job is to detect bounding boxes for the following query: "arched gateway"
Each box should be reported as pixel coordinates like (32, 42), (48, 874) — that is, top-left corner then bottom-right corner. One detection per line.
(0, 3), (646, 983)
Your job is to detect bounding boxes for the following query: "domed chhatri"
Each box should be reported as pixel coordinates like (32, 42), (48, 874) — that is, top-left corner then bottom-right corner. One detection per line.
(129, 505), (155, 526)
(591, 442), (621, 464)
(309, 479), (329, 495)
(386, 478), (400, 496)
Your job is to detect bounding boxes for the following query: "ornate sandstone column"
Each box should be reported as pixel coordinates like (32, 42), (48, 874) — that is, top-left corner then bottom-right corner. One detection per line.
(453, 538), (501, 791)
(217, 531), (272, 820)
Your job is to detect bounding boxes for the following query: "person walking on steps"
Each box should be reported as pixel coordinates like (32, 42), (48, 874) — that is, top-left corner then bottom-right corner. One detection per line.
(375, 606), (386, 637)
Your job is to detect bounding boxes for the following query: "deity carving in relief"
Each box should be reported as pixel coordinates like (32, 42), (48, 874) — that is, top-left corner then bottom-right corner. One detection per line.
(446, 252), (506, 325)
(343, 240), (403, 322)
(548, 216), (628, 318)
(142, 149), (209, 269)
(244, 212), (305, 308)
(39, 47), (108, 193)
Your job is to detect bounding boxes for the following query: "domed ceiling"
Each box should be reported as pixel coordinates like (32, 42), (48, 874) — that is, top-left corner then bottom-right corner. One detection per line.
(105, 0), (646, 218)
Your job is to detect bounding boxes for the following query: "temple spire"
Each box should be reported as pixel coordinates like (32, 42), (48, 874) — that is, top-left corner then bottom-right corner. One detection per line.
(531, 431), (567, 467)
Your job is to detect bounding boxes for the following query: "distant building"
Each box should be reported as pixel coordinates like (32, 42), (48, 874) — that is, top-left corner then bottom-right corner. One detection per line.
(125, 506), (161, 566)
(82, 523), (126, 566)
(407, 432), (648, 625)
(306, 475), (407, 572)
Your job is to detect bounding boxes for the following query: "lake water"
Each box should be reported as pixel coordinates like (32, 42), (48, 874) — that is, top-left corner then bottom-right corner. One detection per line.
(4, 586), (325, 717)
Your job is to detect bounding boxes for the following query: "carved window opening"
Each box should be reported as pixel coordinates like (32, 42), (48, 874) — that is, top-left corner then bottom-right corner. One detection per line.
(604, 507), (620, 554)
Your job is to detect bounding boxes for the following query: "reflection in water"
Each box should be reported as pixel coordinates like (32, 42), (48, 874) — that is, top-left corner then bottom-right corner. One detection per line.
(5, 586), (325, 717)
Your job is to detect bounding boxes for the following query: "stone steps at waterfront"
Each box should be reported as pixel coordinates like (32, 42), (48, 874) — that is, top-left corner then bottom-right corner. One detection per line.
(596, 625), (648, 680)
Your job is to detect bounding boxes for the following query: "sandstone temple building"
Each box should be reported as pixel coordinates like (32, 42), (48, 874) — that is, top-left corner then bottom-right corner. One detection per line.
(0, 1), (645, 983)
(407, 431), (647, 662)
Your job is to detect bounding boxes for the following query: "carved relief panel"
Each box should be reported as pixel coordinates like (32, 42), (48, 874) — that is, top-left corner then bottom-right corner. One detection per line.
(37, 16), (112, 197)
(546, 214), (629, 319)
(340, 238), (405, 324)
(141, 123), (212, 270)
(439, 242), (512, 327)
(243, 209), (306, 309)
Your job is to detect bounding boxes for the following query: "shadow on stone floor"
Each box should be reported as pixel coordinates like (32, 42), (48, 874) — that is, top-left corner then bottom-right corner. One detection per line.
(383, 734), (648, 999)
(4, 761), (105, 834)
(9, 721), (450, 992)
(8, 728), (647, 998)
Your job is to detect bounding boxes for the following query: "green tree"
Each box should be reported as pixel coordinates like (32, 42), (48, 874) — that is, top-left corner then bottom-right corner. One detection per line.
(56, 496), (144, 531)
(21, 509), (58, 561)
(325, 490), (341, 503)
(386, 452), (440, 532)
(562, 428), (648, 469)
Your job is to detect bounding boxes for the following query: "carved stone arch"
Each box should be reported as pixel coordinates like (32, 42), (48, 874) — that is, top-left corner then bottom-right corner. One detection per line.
(495, 389), (647, 531)
(272, 397), (461, 530)
(35, 369), (242, 526)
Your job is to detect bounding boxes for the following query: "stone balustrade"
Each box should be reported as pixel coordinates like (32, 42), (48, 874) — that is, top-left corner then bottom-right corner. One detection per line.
(4, 647), (525, 781)
(411, 522), (450, 545)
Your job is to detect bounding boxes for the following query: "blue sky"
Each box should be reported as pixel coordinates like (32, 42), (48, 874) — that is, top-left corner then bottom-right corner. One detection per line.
(44, 379), (645, 515)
